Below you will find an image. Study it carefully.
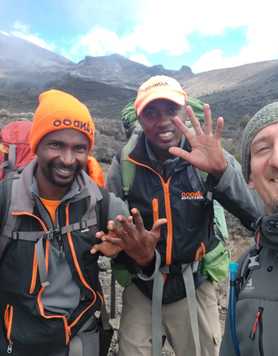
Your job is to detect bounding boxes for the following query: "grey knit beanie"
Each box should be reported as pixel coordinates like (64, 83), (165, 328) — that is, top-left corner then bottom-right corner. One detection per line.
(241, 101), (278, 182)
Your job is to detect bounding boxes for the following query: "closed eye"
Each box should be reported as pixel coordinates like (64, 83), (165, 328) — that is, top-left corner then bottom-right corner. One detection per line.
(254, 145), (271, 154)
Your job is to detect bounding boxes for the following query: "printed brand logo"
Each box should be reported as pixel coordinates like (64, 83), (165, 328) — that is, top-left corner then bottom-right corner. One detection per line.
(53, 119), (93, 135)
(245, 278), (254, 290)
(181, 191), (204, 200)
(142, 81), (170, 92)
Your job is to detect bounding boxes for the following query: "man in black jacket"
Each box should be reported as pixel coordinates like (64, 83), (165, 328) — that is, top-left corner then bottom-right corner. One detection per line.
(107, 75), (261, 356)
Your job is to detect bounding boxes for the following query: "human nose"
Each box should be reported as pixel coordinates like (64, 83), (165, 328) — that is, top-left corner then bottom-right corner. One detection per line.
(60, 148), (75, 165)
(158, 111), (173, 126)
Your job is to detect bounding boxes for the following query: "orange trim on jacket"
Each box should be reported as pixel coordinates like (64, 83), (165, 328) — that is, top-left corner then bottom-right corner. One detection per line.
(11, 207), (101, 345)
(128, 157), (173, 266)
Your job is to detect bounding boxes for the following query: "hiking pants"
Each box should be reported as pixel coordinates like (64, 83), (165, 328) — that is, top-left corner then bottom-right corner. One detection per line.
(118, 280), (221, 356)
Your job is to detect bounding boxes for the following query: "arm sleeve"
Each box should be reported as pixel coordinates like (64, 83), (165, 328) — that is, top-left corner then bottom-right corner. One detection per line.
(212, 151), (264, 231)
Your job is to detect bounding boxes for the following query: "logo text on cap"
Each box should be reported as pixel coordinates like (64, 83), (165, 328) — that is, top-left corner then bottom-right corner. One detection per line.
(53, 119), (93, 135)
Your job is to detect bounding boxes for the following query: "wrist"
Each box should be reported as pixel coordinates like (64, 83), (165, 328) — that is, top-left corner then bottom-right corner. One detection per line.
(137, 250), (161, 281)
(135, 252), (155, 268)
(211, 159), (228, 178)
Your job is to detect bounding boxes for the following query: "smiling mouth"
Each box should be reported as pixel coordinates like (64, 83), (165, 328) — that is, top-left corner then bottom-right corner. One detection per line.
(158, 131), (174, 140)
(55, 167), (75, 178)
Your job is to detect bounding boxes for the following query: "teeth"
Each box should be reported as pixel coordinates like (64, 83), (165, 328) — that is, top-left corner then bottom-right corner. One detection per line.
(159, 132), (173, 139)
(55, 168), (73, 177)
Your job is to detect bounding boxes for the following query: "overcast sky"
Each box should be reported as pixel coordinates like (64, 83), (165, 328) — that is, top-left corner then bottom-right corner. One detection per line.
(1, 0), (278, 73)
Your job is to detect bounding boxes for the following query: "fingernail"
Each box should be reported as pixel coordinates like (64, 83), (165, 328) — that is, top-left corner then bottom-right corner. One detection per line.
(91, 248), (96, 254)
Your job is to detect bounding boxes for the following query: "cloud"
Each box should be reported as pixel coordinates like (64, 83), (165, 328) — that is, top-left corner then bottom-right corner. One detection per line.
(4, 0), (277, 73)
(68, 27), (125, 60)
(128, 54), (151, 66)
(10, 21), (56, 52)
(64, 0), (278, 72)
(192, 1), (278, 73)
(0, 31), (10, 36)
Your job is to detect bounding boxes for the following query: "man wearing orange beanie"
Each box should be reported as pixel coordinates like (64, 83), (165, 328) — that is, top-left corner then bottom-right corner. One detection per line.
(0, 89), (166, 356)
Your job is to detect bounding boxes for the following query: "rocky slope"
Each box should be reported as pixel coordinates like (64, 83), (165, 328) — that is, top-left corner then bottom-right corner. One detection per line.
(1, 32), (278, 142)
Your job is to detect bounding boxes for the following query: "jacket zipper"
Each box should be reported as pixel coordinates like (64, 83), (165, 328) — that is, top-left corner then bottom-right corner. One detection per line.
(64, 204), (102, 333)
(128, 157), (173, 265)
(249, 306), (264, 356)
(4, 305), (14, 354)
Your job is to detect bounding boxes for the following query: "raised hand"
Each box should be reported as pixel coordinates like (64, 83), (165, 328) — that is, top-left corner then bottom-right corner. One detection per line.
(169, 104), (227, 176)
(90, 238), (122, 257)
(91, 208), (167, 266)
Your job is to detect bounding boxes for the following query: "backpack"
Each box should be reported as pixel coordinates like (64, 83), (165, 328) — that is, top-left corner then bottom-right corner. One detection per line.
(121, 98), (139, 139)
(0, 120), (35, 179)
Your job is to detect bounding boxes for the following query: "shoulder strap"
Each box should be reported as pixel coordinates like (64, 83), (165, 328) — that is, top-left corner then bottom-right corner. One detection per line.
(120, 132), (138, 199)
(0, 177), (14, 229)
(196, 168), (229, 241)
(96, 187), (110, 233)
(8, 144), (17, 171)
(0, 177), (14, 260)
(239, 246), (260, 289)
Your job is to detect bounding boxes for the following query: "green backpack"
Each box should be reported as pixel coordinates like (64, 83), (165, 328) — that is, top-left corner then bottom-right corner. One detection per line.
(113, 97), (230, 287)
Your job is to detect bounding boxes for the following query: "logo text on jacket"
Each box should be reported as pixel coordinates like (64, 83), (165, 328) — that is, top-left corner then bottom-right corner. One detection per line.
(181, 191), (204, 200)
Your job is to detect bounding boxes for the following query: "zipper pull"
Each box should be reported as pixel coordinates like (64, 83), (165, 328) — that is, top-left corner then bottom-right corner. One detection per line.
(249, 307), (264, 340)
(56, 232), (65, 256)
(7, 341), (13, 354)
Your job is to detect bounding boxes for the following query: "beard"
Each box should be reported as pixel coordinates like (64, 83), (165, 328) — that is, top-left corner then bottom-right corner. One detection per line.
(268, 199), (278, 215)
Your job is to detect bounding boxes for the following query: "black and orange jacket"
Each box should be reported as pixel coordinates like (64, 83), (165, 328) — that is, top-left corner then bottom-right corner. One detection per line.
(108, 133), (218, 304)
(0, 160), (106, 350)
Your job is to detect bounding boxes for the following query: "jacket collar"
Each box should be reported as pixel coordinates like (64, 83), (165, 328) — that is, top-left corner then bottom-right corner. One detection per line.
(129, 133), (190, 172)
(11, 159), (98, 213)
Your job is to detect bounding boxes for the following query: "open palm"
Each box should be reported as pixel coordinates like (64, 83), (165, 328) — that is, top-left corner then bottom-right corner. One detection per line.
(169, 104), (227, 176)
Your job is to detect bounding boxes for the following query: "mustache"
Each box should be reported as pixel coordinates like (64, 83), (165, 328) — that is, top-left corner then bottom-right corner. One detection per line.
(53, 163), (78, 172)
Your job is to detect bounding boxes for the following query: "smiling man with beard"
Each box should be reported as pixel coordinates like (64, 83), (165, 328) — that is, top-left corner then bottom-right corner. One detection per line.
(220, 102), (278, 356)
(0, 89), (166, 356)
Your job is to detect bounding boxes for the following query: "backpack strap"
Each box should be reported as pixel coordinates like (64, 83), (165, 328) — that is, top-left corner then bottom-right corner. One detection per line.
(0, 144), (18, 179)
(149, 262), (201, 356)
(182, 264), (201, 356)
(96, 187), (110, 233)
(0, 177), (15, 260)
(95, 186), (117, 326)
(238, 245), (261, 291)
(8, 144), (17, 170)
(196, 167), (229, 242)
(120, 132), (139, 199)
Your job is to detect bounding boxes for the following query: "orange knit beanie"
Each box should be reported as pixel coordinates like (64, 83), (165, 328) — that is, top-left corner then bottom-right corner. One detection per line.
(30, 89), (95, 153)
